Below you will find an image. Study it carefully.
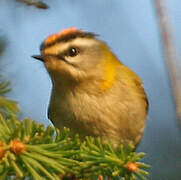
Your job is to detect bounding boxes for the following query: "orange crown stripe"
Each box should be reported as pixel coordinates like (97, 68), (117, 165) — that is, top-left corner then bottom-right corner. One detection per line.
(45, 27), (83, 45)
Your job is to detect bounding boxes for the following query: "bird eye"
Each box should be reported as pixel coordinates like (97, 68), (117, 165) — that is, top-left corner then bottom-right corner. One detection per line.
(68, 47), (79, 57)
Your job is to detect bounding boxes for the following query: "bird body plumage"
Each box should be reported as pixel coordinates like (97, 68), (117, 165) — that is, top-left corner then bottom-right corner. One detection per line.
(33, 27), (148, 146)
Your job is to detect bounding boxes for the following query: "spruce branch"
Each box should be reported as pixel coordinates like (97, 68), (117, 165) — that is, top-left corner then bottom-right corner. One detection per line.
(0, 77), (19, 116)
(0, 77), (11, 95)
(0, 41), (19, 117)
(0, 114), (150, 179)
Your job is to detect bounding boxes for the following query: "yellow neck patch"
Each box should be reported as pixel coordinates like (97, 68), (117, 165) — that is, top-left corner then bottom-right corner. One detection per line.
(101, 52), (120, 91)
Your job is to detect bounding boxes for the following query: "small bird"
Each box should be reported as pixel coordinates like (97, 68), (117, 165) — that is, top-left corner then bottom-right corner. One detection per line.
(32, 27), (148, 146)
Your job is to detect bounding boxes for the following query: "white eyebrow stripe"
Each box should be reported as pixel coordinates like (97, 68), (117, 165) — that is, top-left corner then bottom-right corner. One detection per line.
(60, 38), (98, 52)
(44, 38), (98, 55)
(71, 38), (98, 47)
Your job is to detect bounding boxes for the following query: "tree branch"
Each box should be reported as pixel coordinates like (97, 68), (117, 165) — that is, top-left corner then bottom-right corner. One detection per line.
(17, 0), (49, 9)
(154, 0), (181, 125)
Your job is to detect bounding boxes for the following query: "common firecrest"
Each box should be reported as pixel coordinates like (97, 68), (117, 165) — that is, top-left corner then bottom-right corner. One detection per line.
(32, 27), (148, 146)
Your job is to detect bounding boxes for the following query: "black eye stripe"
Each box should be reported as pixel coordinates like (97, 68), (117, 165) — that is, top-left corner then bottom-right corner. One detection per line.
(45, 47), (81, 59)
(57, 47), (80, 57)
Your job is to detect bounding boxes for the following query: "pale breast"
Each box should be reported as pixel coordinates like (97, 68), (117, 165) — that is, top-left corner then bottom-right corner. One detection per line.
(48, 75), (148, 146)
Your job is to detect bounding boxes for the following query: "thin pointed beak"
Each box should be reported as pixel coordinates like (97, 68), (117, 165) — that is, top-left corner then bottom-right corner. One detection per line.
(32, 55), (45, 61)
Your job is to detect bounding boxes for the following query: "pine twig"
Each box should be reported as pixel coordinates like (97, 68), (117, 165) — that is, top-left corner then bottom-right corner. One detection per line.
(0, 77), (19, 116)
(0, 115), (150, 179)
(0, 38), (19, 117)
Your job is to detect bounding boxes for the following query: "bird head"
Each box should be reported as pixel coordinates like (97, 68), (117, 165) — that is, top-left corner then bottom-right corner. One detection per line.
(32, 27), (120, 91)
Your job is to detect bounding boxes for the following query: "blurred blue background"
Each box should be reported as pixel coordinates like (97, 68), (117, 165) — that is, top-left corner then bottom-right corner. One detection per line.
(0, 0), (181, 179)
